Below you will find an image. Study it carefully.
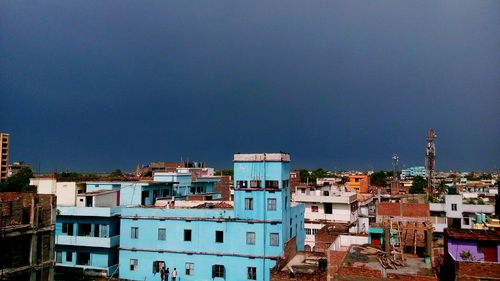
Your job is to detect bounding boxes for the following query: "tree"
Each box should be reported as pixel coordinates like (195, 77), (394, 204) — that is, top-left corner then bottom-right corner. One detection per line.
(0, 166), (34, 192)
(215, 169), (233, 176)
(298, 169), (310, 183)
(409, 176), (426, 194)
(370, 171), (389, 187)
(109, 169), (123, 177)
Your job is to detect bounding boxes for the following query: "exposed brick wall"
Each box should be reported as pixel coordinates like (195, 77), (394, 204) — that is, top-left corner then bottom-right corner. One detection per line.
(214, 175), (231, 200)
(376, 202), (429, 217)
(271, 271), (326, 281)
(276, 236), (297, 269)
(456, 260), (500, 280)
(327, 250), (347, 281)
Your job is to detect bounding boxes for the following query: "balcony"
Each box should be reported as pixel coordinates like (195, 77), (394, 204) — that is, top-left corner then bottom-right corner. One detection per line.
(294, 193), (356, 204)
(462, 204), (495, 213)
(429, 203), (446, 212)
(56, 235), (120, 248)
(58, 206), (120, 217)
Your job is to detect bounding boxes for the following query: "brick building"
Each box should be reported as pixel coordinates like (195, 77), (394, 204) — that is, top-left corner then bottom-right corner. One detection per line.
(0, 192), (56, 281)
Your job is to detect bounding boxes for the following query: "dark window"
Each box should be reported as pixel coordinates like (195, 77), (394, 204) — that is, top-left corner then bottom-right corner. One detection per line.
(76, 252), (90, 266)
(324, 203), (332, 214)
(247, 266), (257, 280)
(282, 180), (289, 188)
(212, 264), (225, 278)
(66, 251), (72, 262)
(78, 223), (91, 236)
(131, 227), (139, 239)
(62, 223), (74, 235)
(152, 261), (164, 273)
(215, 231), (224, 243)
(451, 204), (457, 211)
(184, 229), (192, 241)
(265, 180), (279, 188)
(245, 198), (253, 210)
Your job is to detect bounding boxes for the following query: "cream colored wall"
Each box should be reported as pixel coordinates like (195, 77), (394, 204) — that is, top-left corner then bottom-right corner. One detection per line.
(56, 182), (77, 206)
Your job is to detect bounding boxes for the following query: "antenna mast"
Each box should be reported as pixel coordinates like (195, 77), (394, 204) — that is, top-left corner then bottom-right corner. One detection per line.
(426, 129), (437, 196)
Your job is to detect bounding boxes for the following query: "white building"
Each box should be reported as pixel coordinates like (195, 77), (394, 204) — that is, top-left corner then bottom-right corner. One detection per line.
(31, 177), (84, 206)
(292, 185), (358, 250)
(429, 194), (495, 233)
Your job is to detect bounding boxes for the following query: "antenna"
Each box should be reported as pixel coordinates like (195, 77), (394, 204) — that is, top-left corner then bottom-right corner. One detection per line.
(426, 129), (437, 196)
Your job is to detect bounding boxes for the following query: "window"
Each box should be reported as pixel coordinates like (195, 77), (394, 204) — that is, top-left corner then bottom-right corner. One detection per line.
(311, 206), (319, 212)
(185, 262), (194, 275)
(56, 251), (62, 263)
(301, 188), (305, 194)
(158, 228), (166, 240)
(131, 227), (139, 239)
(245, 198), (253, 210)
(305, 228), (312, 235)
(62, 223), (74, 236)
(152, 261), (164, 273)
(247, 266), (257, 280)
(78, 223), (92, 236)
(267, 198), (277, 210)
(312, 229), (319, 235)
(324, 203), (332, 214)
(184, 229), (192, 241)
(246, 232), (256, 245)
(451, 204), (457, 211)
(76, 252), (90, 266)
(100, 224), (108, 237)
(236, 180), (248, 188)
(130, 259), (138, 271)
(66, 251), (72, 262)
(270, 233), (279, 246)
(463, 217), (470, 225)
(265, 180), (279, 188)
(250, 180), (261, 188)
(282, 180), (289, 188)
(215, 230), (224, 243)
(212, 264), (225, 278)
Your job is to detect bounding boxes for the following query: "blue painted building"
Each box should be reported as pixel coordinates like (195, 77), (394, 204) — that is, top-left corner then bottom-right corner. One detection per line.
(401, 166), (428, 180)
(55, 190), (121, 277)
(119, 153), (305, 281)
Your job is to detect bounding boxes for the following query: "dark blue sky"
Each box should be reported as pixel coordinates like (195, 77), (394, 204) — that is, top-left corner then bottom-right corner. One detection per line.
(1, 1), (499, 172)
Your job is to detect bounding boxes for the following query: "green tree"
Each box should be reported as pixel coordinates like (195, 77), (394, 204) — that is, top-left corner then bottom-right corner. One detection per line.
(109, 169), (123, 177)
(370, 171), (389, 187)
(409, 175), (426, 194)
(298, 169), (310, 183)
(215, 169), (233, 176)
(0, 166), (34, 192)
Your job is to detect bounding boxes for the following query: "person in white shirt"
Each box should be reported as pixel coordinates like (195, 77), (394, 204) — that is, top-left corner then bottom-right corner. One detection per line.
(171, 268), (177, 281)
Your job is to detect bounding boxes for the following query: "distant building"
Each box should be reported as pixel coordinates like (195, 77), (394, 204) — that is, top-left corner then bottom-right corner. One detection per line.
(0, 132), (9, 182)
(346, 174), (370, 193)
(0, 192), (56, 281)
(401, 166), (427, 180)
(7, 161), (30, 177)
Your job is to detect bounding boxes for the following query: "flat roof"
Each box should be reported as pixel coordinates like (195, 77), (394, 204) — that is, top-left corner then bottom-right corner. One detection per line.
(233, 153), (290, 162)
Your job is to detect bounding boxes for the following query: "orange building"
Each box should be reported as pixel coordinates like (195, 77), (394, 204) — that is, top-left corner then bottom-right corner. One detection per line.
(346, 174), (370, 193)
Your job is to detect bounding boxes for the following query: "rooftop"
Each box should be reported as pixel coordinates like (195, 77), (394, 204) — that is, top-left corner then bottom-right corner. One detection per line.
(233, 153), (290, 162)
(445, 228), (500, 241)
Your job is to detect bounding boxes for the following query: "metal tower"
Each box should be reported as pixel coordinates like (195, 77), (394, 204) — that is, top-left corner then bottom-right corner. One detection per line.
(425, 129), (437, 194)
(391, 154), (399, 195)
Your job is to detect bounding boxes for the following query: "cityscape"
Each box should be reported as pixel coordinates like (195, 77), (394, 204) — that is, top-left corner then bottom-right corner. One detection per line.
(1, 1), (499, 281)
(1, 131), (499, 281)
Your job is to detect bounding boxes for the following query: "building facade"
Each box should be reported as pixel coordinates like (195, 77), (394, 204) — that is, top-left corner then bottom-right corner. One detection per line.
(0, 192), (56, 281)
(118, 153), (305, 281)
(293, 185), (358, 251)
(0, 132), (9, 182)
(401, 166), (428, 180)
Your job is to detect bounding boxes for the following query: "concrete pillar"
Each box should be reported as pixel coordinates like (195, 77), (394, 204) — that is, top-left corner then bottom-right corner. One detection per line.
(383, 227), (390, 254)
(29, 233), (37, 281)
(426, 228), (433, 257)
